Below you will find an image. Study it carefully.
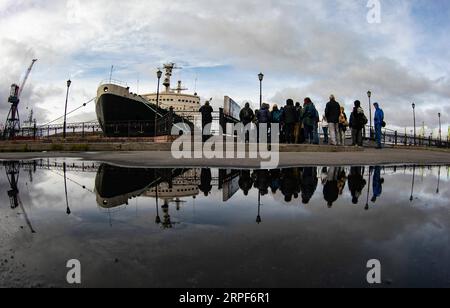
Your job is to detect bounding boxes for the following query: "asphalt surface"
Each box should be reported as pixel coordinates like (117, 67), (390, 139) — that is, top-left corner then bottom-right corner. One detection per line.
(0, 148), (449, 168)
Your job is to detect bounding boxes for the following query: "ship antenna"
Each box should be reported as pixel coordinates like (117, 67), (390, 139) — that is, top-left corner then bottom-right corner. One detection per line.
(109, 65), (114, 82)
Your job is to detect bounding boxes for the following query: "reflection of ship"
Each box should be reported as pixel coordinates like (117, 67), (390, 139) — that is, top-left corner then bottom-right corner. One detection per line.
(94, 164), (194, 208)
(95, 63), (197, 137)
(144, 169), (201, 206)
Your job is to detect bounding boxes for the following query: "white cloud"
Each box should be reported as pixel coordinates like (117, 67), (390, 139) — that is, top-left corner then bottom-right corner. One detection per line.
(0, 0), (448, 131)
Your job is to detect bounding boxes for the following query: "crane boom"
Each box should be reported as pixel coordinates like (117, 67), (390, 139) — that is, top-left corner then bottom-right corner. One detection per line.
(18, 59), (38, 98)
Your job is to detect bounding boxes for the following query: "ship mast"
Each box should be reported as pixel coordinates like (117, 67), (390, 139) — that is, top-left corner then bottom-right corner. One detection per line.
(162, 63), (183, 93)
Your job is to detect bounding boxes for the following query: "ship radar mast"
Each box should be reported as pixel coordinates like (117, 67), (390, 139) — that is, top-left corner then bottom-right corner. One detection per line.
(161, 63), (182, 93)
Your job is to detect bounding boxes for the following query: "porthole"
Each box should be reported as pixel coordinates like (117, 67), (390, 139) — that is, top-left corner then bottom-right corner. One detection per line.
(103, 87), (109, 92)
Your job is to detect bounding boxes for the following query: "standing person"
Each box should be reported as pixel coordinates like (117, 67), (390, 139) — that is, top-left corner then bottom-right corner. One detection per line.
(271, 104), (283, 143)
(303, 98), (315, 144)
(325, 95), (341, 145)
(199, 101), (213, 142)
(239, 102), (255, 126)
(312, 103), (320, 145)
(294, 102), (303, 144)
(321, 115), (329, 144)
(282, 99), (297, 144)
(240, 102), (255, 143)
(257, 103), (271, 143)
(373, 102), (385, 149)
(349, 100), (367, 147)
(338, 106), (349, 146)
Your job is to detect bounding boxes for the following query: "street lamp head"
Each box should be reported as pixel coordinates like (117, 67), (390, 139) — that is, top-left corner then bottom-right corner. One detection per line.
(67, 80), (72, 88)
(412, 103), (416, 109)
(258, 72), (264, 82)
(367, 91), (372, 98)
(157, 70), (163, 79)
(438, 112), (441, 117)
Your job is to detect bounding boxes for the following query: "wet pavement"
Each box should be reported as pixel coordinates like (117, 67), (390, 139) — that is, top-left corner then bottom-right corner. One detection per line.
(1, 159), (449, 288)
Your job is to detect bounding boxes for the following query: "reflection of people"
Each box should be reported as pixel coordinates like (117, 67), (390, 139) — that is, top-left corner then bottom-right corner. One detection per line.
(270, 169), (281, 194)
(323, 167), (339, 208)
(280, 168), (300, 202)
(371, 166), (384, 202)
(301, 167), (318, 204)
(348, 167), (367, 204)
(337, 168), (347, 195)
(198, 169), (212, 196)
(239, 170), (254, 196)
(253, 170), (271, 196)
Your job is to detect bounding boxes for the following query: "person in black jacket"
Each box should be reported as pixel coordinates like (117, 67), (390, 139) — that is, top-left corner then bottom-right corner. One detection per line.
(199, 101), (214, 142)
(282, 99), (297, 144)
(349, 100), (367, 147)
(324, 95), (341, 146)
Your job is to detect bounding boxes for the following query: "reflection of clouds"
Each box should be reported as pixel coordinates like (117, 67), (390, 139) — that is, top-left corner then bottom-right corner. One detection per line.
(1, 164), (450, 287)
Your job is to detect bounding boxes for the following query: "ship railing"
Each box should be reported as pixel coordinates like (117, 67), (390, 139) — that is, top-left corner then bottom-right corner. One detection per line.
(99, 79), (128, 87)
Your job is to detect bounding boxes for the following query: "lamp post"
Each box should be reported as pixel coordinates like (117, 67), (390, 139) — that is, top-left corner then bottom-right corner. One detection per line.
(412, 103), (416, 146)
(63, 79), (72, 139)
(367, 91), (372, 139)
(258, 73), (264, 109)
(154, 70), (163, 138)
(438, 112), (442, 145)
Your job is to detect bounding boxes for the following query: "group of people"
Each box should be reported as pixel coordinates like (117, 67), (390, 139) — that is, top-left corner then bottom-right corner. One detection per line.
(200, 95), (385, 148)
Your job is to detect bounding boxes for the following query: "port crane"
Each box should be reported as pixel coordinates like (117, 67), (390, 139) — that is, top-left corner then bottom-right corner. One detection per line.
(3, 59), (38, 140)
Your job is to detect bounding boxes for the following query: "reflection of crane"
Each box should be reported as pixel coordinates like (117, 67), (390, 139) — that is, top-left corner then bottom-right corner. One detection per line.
(3, 59), (38, 140)
(4, 162), (36, 233)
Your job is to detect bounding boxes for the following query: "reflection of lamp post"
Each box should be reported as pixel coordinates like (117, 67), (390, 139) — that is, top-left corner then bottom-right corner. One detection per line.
(436, 166), (441, 194)
(63, 80), (72, 139)
(258, 73), (264, 109)
(154, 70), (163, 138)
(155, 184), (161, 224)
(365, 167), (372, 211)
(256, 191), (262, 224)
(438, 112), (442, 145)
(63, 162), (71, 215)
(412, 103), (416, 146)
(410, 166), (416, 202)
(367, 91), (372, 139)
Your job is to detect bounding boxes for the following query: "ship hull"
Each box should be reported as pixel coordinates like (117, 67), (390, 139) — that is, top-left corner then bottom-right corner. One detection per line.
(96, 93), (160, 137)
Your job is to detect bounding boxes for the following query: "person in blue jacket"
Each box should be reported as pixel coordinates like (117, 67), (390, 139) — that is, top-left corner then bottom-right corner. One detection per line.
(373, 102), (384, 149)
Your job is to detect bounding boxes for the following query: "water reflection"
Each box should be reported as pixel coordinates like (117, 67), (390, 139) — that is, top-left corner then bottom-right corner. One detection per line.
(1, 160), (450, 288)
(90, 163), (449, 227)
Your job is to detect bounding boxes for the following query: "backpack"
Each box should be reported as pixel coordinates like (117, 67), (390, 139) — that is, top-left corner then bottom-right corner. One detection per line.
(241, 108), (252, 122)
(360, 113), (368, 126)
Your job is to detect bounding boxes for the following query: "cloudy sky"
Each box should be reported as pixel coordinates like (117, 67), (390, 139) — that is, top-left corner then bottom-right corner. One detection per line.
(0, 0), (449, 133)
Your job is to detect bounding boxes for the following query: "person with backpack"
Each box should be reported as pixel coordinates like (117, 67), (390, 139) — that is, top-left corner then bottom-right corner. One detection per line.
(240, 102), (255, 143)
(325, 95), (341, 145)
(338, 106), (349, 146)
(349, 100), (367, 147)
(303, 97), (317, 144)
(282, 99), (297, 144)
(271, 104), (283, 143)
(257, 103), (271, 143)
(373, 102), (385, 149)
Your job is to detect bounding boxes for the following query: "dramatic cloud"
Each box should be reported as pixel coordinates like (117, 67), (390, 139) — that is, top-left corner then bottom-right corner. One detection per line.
(0, 0), (449, 134)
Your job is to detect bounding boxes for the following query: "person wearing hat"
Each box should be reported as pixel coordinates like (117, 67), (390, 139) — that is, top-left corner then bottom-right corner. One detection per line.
(373, 102), (385, 149)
